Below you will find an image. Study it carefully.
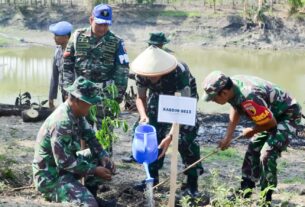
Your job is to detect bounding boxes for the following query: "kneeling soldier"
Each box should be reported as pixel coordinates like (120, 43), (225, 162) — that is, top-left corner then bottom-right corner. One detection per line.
(33, 76), (116, 207)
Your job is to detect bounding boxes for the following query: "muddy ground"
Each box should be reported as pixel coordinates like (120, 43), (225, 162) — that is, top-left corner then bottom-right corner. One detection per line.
(0, 112), (304, 207)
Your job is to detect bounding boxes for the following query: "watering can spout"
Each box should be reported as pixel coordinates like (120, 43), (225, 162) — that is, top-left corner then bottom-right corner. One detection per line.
(143, 162), (154, 183)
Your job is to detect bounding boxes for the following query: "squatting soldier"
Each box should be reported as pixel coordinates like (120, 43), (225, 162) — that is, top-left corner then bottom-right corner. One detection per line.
(63, 4), (129, 128)
(32, 77), (116, 207)
(130, 46), (203, 196)
(202, 71), (302, 205)
(48, 21), (73, 108)
(122, 32), (198, 163)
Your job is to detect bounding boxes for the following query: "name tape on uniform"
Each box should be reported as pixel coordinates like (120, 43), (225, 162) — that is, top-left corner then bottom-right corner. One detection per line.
(157, 95), (197, 126)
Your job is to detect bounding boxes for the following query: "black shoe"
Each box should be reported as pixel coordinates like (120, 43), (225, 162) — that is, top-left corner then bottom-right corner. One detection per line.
(133, 178), (159, 192)
(121, 155), (136, 163)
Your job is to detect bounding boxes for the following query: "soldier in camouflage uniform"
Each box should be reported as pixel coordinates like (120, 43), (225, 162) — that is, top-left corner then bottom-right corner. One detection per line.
(202, 71), (302, 205)
(122, 32), (198, 164)
(63, 4), (129, 129)
(130, 46), (203, 196)
(32, 76), (116, 207)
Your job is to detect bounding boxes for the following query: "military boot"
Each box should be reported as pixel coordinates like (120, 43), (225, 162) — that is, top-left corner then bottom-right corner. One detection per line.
(121, 154), (136, 163)
(133, 170), (159, 192)
(86, 185), (98, 197)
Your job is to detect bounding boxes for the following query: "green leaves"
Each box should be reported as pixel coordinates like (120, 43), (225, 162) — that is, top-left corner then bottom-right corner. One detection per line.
(95, 84), (129, 154)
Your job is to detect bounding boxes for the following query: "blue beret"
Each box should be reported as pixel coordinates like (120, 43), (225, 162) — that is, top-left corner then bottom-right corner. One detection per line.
(92, 4), (112, 25)
(49, 21), (73, 36)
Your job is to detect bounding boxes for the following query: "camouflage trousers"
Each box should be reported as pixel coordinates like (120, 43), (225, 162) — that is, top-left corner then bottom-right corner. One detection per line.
(242, 105), (302, 190)
(139, 94), (203, 179)
(39, 149), (102, 207)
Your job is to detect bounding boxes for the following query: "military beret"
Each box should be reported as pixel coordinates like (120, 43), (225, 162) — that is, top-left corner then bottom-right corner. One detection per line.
(49, 21), (73, 36)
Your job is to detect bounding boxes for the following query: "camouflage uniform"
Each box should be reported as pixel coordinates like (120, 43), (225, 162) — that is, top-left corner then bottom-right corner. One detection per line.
(135, 62), (203, 182)
(63, 27), (129, 128)
(227, 75), (302, 191)
(32, 101), (108, 206)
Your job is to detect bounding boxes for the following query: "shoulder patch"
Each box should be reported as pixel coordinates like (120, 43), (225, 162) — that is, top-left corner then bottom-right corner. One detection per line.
(63, 51), (71, 58)
(241, 100), (273, 125)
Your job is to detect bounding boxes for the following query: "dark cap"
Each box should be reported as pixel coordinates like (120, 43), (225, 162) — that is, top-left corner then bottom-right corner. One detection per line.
(202, 71), (230, 101)
(64, 76), (102, 105)
(147, 32), (170, 46)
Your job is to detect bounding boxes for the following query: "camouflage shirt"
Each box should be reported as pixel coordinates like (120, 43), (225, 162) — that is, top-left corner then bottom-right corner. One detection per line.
(63, 27), (129, 101)
(136, 62), (198, 99)
(228, 75), (299, 125)
(32, 102), (107, 192)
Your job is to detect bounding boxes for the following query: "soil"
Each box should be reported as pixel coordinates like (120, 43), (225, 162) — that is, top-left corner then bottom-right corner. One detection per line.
(0, 112), (304, 207)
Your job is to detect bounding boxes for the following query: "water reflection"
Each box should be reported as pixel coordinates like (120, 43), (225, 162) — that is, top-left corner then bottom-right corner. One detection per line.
(0, 47), (53, 104)
(0, 46), (304, 114)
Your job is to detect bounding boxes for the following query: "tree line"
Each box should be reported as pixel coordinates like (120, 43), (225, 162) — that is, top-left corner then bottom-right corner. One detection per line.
(0, 0), (304, 15)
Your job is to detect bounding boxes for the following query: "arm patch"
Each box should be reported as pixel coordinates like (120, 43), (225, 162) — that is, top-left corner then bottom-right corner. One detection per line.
(63, 51), (71, 58)
(241, 100), (273, 125)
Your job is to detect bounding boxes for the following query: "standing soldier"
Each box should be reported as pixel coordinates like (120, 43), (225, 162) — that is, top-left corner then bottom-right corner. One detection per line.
(33, 76), (117, 206)
(130, 46), (203, 197)
(48, 21), (73, 108)
(63, 4), (129, 129)
(202, 71), (302, 206)
(146, 32), (170, 50)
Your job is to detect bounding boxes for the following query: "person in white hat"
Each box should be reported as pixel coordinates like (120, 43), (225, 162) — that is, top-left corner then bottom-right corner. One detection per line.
(130, 46), (204, 198)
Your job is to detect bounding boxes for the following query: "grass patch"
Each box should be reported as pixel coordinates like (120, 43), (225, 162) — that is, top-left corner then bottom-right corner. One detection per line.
(201, 146), (243, 163)
(0, 154), (17, 165)
(0, 168), (15, 179)
(292, 12), (305, 22)
(0, 36), (10, 47)
(199, 169), (272, 207)
(282, 176), (305, 184)
(277, 160), (288, 173)
(159, 10), (201, 17)
(116, 162), (132, 170)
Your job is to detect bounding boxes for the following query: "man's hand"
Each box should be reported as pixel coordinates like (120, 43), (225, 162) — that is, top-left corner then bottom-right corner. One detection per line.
(242, 127), (256, 138)
(94, 166), (112, 180)
(49, 99), (55, 109)
(218, 138), (232, 150)
(158, 134), (172, 159)
(139, 116), (149, 124)
(100, 156), (116, 174)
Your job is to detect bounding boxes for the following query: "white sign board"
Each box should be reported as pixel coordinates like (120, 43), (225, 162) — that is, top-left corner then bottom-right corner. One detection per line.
(158, 95), (197, 126)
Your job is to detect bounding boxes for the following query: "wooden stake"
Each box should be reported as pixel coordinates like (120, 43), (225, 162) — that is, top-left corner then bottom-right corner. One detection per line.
(168, 122), (180, 207)
(168, 92), (181, 207)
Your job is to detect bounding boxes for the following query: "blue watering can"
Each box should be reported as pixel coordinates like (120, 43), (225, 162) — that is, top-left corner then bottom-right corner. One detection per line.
(132, 124), (158, 183)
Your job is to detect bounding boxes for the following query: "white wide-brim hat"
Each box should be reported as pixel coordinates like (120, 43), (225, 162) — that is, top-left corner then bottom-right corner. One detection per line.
(130, 46), (178, 77)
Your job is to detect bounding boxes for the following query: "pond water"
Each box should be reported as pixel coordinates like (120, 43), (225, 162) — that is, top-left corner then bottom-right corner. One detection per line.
(0, 46), (304, 114)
